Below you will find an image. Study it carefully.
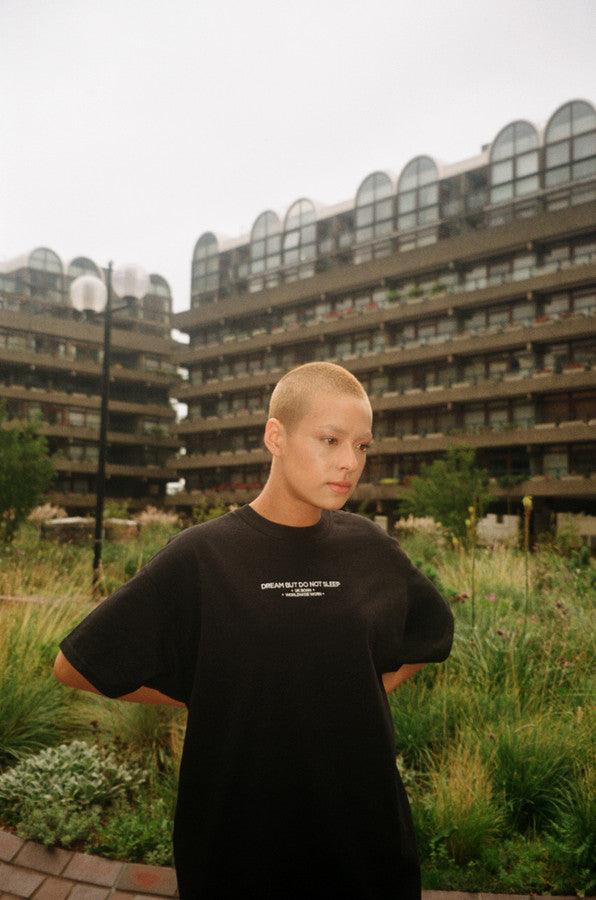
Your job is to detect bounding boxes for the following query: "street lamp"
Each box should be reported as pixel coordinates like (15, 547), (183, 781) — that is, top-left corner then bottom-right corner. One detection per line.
(70, 262), (150, 597)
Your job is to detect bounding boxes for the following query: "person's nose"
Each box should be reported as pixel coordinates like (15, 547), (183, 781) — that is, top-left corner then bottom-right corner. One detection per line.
(338, 445), (361, 473)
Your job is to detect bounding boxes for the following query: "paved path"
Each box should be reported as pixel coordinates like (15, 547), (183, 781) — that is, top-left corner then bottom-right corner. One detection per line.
(0, 826), (586, 899)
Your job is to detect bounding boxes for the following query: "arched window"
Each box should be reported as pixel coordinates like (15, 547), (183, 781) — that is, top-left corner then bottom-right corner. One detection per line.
(354, 172), (393, 245)
(283, 199), (316, 265)
(397, 156), (439, 230)
(283, 198), (316, 281)
(145, 274), (171, 324)
(250, 211), (281, 273)
(490, 121), (539, 203)
(250, 211), (281, 292)
(192, 233), (219, 297)
(27, 247), (64, 302)
(545, 100), (596, 187)
(67, 257), (103, 282)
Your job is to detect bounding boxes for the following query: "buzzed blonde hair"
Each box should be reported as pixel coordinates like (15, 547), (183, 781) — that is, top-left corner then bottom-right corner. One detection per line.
(267, 361), (370, 436)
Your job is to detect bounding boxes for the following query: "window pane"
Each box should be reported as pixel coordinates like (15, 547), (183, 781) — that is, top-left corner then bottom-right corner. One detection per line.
(419, 184), (438, 206)
(516, 150), (539, 177)
(356, 206), (374, 227)
(418, 205), (439, 224)
(399, 191), (416, 213)
(545, 166), (570, 186)
(516, 175), (539, 196)
(397, 213), (416, 230)
(376, 198), (393, 221)
(573, 132), (596, 160)
(492, 159), (514, 184)
(491, 183), (514, 202)
(548, 107), (572, 142)
(572, 157), (596, 180)
(284, 230), (299, 249)
(546, 142), (570, 167)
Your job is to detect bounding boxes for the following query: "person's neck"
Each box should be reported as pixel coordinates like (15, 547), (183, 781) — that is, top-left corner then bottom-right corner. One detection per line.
(249, 492), (322, 527)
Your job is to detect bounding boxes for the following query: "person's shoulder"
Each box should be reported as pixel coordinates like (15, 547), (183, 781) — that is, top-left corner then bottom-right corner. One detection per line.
(331, 508), (396, 543)
(331, 509), (414, 566)
(163, 509), (241, 551)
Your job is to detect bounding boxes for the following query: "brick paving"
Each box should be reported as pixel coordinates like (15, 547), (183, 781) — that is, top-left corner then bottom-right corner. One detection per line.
(0, 826), (587, 898)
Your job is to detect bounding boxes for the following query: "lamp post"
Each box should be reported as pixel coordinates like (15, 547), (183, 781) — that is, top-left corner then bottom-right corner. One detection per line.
(70, 263), (150, 597)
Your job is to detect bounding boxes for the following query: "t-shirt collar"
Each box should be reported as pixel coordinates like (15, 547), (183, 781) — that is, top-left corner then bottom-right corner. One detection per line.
(233, 503), (334, 542)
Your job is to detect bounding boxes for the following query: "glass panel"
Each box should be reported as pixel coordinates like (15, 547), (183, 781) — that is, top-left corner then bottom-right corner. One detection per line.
(571, 100), (596, 135)
(515, 174), (539, 196)
(492, 159), (513, 184)
(418, 205), (439, 224)
(356, 205), (374, 226)
(397, 213), (416, 230)
(492, 125), (514, 161)
(516, 125), (538, 154)
(491, 183), (514, 202)
(419, 183), (438, 206)
(548, 105), (572, 142)
(283, 230), (299, 250)
(516, 150), (539, 176)
(573, 157), (596, 180)
(573, 132), (596, 160)
(376, 198), (393, 220)
(398, 190), (416, 213)
(375, 219), (393, 236)
(546, 142), (570, 167)
(545, 166), (570, 186)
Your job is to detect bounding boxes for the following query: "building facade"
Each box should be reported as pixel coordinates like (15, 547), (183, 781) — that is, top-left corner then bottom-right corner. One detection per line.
(170, 98), (596, 529)
(0, 248), (180, 514)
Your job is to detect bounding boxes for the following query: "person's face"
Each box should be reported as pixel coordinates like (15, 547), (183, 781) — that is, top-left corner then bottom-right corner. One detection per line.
(266, 391), (373, 509)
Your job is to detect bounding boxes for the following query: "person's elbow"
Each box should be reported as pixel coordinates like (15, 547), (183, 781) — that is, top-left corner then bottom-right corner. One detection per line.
(53, 650), (102, 695)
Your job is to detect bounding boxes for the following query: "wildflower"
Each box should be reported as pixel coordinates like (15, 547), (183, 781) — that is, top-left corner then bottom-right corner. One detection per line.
(485, 592), (497, 602)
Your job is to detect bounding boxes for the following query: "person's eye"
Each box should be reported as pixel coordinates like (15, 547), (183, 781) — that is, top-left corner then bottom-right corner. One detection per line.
(359, 443), (371, 452)
(323, 436), (337, 446)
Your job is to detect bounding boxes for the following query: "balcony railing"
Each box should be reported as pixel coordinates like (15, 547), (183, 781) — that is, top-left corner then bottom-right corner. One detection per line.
(183, 305), (595, 388)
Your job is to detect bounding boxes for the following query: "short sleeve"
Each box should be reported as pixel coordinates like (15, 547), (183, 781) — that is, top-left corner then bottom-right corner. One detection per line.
(58, 531), (201, 704)
(395, 548), (454, 666)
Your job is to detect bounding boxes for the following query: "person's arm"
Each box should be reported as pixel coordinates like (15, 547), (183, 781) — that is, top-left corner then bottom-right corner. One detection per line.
(53, 649), (186, 708)
(381, 662), (427, 695)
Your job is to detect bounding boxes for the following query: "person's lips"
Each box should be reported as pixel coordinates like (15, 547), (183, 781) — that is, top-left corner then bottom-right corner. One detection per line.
(327, 482), (352, 492)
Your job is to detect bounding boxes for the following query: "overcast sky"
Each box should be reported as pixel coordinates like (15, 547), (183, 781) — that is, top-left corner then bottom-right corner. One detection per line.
(1, 0), (595, 316)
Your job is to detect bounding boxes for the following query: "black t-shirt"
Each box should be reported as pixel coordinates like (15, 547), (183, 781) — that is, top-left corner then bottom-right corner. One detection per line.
(59, 504), (454, 899)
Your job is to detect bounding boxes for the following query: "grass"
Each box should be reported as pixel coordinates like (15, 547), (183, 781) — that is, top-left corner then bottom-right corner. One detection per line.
(0, 519), (594, 895)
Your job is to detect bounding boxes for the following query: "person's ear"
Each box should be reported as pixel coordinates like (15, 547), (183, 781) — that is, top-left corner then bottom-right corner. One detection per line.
(263, 417), (286, 457)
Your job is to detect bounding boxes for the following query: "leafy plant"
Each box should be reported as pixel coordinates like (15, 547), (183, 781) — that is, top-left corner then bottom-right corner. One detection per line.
(0, 399), (56, 543)
(399, 446), (495, 542)
(0, 739), (148, 824)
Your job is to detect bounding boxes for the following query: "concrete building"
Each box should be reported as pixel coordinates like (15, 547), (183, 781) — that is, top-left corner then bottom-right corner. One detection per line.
(0, 248), (181, 514)
(169, 97), (596, 529)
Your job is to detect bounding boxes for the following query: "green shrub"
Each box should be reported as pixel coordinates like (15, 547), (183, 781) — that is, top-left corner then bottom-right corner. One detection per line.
(0, 739), (148, 827)
(15, 798), (103, 848)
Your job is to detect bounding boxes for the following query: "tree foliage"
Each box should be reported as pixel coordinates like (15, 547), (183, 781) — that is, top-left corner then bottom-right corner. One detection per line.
(398, 445), (495, 541)
(0, 399), (56, 543)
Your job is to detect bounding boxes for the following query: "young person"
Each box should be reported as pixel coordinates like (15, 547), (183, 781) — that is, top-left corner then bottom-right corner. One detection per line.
(54, 361), (455, 899)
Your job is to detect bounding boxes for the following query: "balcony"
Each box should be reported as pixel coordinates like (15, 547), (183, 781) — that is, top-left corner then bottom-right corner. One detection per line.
(174, 308), (596, 401)
(174, 199), (596, 332)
